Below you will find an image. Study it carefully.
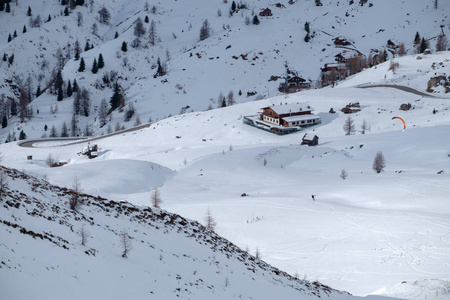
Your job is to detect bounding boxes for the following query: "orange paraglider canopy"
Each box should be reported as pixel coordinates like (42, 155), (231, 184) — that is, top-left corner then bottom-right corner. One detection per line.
(392, 116), (406, 129)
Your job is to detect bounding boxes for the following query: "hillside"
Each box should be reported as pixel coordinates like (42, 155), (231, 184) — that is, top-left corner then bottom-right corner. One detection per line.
(1, 165), (395, 300)
(0, 0), (449, 142)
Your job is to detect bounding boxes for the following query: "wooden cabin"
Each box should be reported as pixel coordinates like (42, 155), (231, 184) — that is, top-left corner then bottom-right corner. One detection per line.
(278, 76), (311, 93)
(301, 133), (319, 146)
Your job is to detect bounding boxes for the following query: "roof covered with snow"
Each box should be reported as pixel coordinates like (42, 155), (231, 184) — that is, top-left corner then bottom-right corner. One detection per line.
(262, 103), (313, 115)
(283, 114), (320, 122)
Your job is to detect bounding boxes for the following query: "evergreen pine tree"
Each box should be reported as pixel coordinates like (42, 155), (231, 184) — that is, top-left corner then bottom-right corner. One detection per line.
(49, 125), (58, 138)
(97, 53), (104, 69)
(149, 20), (157, 46)
(155, 57), (167, 77)
(76, 0), (85, 6)
(7, 34), (12, 43)
(304, 21), (310, 33)
(110, 82), (121, 110)
(144, 15), (149, 23)
(73, 79), (79, 93)
(414, 32), (421, 45)
(19, 130), (27, 140)
(78, 57), (85, 72)
(67, 80), (73, 97)
(5, 2), (10, 13)
(54, 70), (64, 94)
(98, 98), (108, 127)
(98, 7), (111, 24)
(57, 86), (64, 101)
(23, 25), (27, 33)
(420, 37), (428, 53)
(253, 15), (260, 25)
(231, 1), (236, 12)
(2, 116), (7, 128)
(71, 114), (78, 137)
(114, 31), (119, 39)
(73, 90), (81, 115)
(36, 85), (41, 97)
(84, 41), (90, 51)
(91, 58), (98, 74)
(81, 88), (91, 117)
(121, 41), (128, 52)
(134, 17), (146, 38)
(0, 0), (4, 12)
(199, 19), (211, 41)
(27, 6), (32, 16)
(47, 15), (52, 22)
(61, 121), (69, 137)
(2, 53), (6, 62)
(10, 99), (18, 116)
(13, 30), (17, 38)
(74, 40), (81, 60)
(64, 7), (70, 16)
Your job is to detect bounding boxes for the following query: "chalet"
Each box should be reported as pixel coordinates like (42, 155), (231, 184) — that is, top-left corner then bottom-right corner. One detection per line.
(301, 133), (319, 146)
(278, 76), (311, 93)
(320, 63), (347, 86)
(259, 8), (272, 16)
(260, 102), (320, 128)
(243, 103), (321, 135)
(334, 53), (346, 63)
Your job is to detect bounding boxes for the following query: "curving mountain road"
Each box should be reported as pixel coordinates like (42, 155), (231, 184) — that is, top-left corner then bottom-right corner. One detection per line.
(19, 123), (151, 148)
(357, 84), (436, 97)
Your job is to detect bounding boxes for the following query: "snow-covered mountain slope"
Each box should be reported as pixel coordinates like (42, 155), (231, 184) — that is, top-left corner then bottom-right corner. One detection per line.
(1, 165), (397, 300)
(1, 51), (450, 299)
(0, 0), (449, 142)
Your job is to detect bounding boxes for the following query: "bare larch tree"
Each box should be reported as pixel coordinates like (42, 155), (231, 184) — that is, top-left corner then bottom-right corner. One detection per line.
(151, 187), (162, 208)
(70, 176), (83, 211)
(343, 115), (355, 135)
(372, 151), (386, 173)
(204, 208), (217, 231)
(120, 229), (133, 258)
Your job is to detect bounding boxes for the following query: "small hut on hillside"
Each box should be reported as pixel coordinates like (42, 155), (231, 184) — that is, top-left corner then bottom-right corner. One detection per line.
(301, 133), (319, 146)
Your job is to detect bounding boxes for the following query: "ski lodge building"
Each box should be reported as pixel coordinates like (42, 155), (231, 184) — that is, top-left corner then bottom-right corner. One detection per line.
(244, 102), (321, 135)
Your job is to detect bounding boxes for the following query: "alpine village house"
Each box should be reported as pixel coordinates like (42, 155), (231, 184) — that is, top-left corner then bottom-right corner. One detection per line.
(244, 102), (321, 135)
